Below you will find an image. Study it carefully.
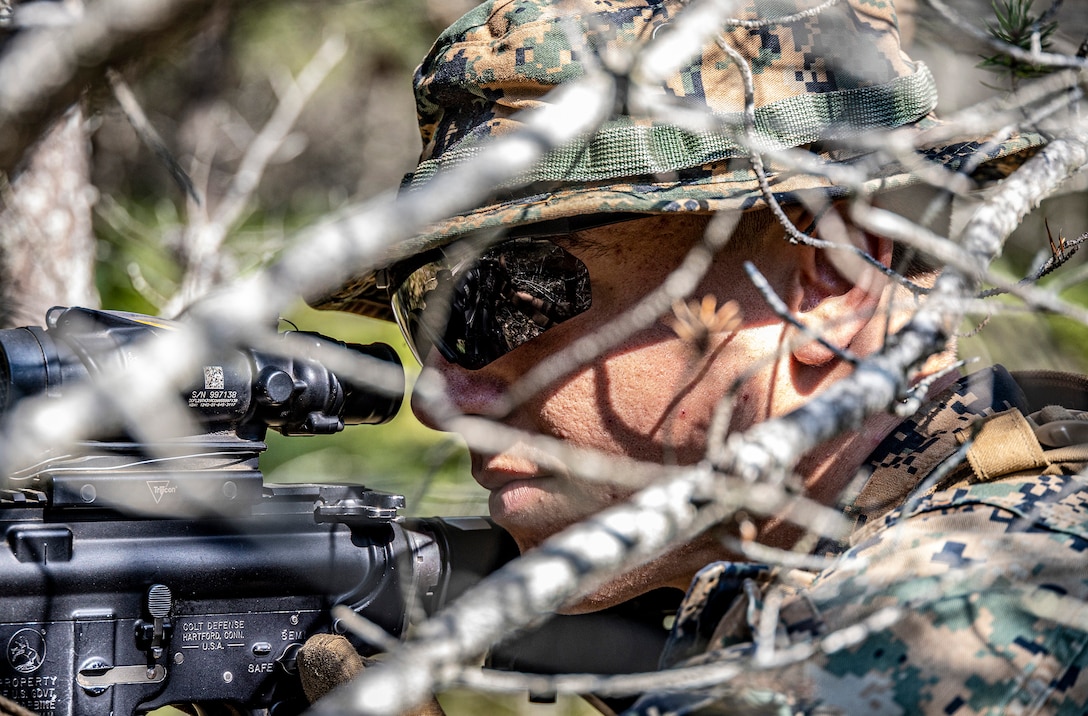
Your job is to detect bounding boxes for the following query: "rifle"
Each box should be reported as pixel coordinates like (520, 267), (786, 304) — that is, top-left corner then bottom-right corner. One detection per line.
(0, 307), (519, 715)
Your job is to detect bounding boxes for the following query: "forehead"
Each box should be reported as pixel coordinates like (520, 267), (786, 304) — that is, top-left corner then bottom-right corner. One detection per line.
(563, 213), (715, 254)
(562, 210), (783, 257)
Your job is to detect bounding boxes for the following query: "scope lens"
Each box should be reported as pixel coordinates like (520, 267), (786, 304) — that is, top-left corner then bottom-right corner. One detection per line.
(0, 337), (9, 411)
(340, 343), (404, 425)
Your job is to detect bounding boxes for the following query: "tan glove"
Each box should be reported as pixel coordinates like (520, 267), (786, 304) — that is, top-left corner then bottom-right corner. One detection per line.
(0, 695), (37, 716)
(297, 633), (445, 716)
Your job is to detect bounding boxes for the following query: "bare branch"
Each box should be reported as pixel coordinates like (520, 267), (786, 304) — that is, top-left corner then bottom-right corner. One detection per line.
(166, 34), (348, 315)
(106, 67), (202, 206)
(268, 71), (617, 315)
(925, 0), (1088, 72)
(0, 0), (215, 175)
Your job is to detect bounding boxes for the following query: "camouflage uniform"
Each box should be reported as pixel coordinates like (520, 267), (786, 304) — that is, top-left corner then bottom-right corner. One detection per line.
(631, 367), (1088, 715)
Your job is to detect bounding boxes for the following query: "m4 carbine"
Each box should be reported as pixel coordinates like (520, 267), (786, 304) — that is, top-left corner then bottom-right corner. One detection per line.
(0, 307), (518, 715)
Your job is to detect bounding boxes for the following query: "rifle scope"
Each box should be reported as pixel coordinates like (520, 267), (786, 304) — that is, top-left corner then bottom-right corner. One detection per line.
(0, 306), (403, 436)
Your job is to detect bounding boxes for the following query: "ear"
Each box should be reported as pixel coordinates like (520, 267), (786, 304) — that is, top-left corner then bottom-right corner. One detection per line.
(790, 232), (893, 367)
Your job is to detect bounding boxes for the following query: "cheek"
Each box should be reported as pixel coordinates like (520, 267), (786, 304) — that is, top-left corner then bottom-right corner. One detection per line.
(549, 323), (794, 461)
(534, 331), (721, 461)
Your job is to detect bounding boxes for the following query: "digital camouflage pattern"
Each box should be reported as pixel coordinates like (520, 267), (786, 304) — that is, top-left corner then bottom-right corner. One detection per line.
(313, 0), (1042, 320)
(630, 367), (1088, 715)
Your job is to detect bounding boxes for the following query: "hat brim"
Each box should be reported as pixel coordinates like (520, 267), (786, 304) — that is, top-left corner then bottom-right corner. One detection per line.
(310, 127), (1044, 321)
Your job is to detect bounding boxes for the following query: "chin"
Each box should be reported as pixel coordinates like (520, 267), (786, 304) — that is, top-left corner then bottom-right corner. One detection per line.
(487, 488), (595, 553)
(494, 518), (567, 555)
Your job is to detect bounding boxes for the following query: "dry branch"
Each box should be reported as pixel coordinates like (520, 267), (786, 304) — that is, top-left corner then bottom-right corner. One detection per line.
(0, 64), (618, 489)
(261, 71), (616, 314)
(165, 34), (348, 315)
(0, 0), (216, 176)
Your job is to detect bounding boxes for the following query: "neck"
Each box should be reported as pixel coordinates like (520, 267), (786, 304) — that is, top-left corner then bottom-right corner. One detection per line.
(759, 367), (960, 550)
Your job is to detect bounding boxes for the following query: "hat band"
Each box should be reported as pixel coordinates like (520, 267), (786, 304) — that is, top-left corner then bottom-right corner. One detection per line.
(405, 63), (938, 192)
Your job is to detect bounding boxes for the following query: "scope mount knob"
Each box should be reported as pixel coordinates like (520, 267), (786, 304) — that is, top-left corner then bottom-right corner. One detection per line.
(313, 486), (405, 524)
(255, 367), (296, 407)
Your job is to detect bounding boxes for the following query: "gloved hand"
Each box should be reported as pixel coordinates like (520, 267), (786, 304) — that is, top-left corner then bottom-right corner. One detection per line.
(0, 695), (37, 716)
(297, 633), (445, 716)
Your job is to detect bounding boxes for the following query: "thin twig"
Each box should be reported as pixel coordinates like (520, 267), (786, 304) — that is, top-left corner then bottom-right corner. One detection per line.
(0, 0), (214, 175)
(926, 0), (1088, 72)
(107, 67), (202, 206)
(167, 35), (349, 314)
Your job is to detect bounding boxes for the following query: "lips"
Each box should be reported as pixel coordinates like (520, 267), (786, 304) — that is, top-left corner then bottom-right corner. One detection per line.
(469, 450), (570, 538)
(475, 469), (537, 492)
(469, 441), (567, 489)
(471, 452), (550, 491)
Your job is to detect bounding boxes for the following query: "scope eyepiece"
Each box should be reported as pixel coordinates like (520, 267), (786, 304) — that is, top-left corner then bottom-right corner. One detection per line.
(0, 325), (69, 410)
(0, 307), (405, 437)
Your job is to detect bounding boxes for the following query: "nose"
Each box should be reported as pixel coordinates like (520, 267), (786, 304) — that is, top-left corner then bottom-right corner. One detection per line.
(410, 354), (508, 431)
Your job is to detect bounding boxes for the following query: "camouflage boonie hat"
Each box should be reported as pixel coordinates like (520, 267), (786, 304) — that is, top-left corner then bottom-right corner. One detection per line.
(313, 0), (1043, 319)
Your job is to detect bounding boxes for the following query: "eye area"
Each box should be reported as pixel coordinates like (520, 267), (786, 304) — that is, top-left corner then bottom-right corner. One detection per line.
(390, 237), (592, 370)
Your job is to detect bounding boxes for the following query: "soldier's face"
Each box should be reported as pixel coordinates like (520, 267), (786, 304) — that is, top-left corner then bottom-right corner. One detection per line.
(411, 212), (831, 565)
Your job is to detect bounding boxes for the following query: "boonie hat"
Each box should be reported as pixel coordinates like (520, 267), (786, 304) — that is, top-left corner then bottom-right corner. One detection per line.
(313, 0), (1043, 319)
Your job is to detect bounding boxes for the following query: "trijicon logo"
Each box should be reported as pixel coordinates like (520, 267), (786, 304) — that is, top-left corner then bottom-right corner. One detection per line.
(146, 480), (177, 504)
